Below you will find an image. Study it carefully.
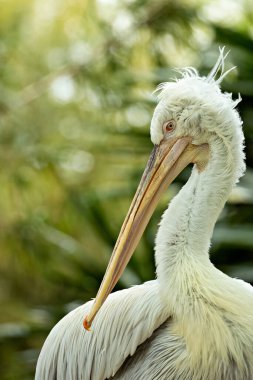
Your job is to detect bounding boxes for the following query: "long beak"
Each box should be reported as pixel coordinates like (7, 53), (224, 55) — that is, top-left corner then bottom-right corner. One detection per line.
(83, 137), (208, 330)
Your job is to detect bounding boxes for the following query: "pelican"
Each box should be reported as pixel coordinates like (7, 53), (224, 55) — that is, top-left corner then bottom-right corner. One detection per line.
(35, 49), (253, 380)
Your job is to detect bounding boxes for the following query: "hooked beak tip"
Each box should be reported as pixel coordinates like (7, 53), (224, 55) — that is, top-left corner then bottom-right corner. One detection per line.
(83, 316), (92, 331)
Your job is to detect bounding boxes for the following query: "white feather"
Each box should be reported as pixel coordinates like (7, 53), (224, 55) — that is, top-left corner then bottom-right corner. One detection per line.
(35, 281), (168, 379)
(36, 49), (253, 379)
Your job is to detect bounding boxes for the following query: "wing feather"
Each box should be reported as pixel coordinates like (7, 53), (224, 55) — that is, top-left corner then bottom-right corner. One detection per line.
(35, 280), (168, 380)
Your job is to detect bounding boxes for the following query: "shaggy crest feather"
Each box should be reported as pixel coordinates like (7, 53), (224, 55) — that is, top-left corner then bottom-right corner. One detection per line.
(155, 47), (237, 99)
(35, 49), (253, 380)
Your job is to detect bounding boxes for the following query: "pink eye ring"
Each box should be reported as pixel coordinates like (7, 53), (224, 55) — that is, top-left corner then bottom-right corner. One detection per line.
(163, 120), (176, 133)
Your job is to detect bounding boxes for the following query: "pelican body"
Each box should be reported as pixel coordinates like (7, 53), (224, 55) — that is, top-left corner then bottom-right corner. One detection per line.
(35, 50), (253, 380)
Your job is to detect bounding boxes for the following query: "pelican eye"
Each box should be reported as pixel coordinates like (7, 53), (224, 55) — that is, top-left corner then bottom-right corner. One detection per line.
(163, 120), (176, 134)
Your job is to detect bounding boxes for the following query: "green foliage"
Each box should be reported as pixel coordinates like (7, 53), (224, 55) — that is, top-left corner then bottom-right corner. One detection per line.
(0, 0), (252, 378)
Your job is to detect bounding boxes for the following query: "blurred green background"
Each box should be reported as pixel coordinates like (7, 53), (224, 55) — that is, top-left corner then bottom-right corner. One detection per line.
(0, 0), (253, 379)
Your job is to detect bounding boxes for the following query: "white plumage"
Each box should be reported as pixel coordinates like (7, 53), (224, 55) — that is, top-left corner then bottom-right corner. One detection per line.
(35, 49), (253, 380)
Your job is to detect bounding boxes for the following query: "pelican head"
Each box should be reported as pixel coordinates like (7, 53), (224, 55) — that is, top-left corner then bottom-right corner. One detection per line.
(151, 54), (245, 181)
(84, 48), (245, 330)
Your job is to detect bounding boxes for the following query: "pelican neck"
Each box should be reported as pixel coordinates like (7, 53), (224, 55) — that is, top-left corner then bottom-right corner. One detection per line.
(155, 136), (237, 277)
